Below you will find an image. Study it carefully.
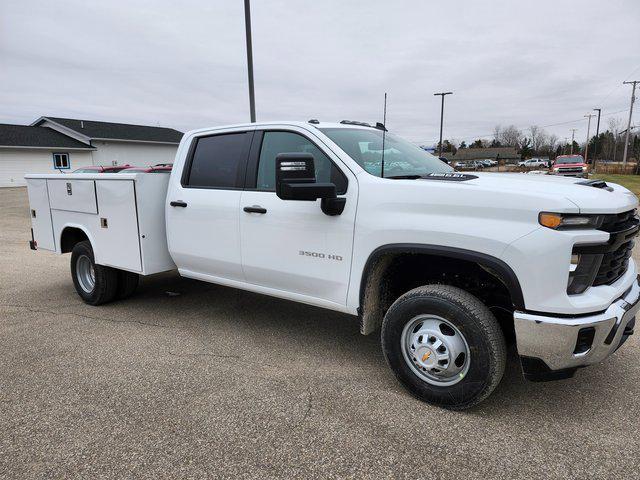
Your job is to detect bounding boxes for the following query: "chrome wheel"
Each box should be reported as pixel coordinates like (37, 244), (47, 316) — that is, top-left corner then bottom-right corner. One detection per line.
(76, 254), (95, 294)
(401, 315), (471, 386)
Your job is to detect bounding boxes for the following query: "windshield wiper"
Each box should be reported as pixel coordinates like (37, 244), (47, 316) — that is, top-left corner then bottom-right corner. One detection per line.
(385, 174), (424, 179)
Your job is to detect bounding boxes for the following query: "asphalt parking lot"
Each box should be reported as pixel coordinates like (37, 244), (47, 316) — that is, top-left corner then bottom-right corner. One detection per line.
(1, 187), (639, 479)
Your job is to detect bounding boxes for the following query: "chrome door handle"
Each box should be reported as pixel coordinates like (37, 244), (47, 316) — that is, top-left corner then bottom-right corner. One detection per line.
(243, 205), (267, 214)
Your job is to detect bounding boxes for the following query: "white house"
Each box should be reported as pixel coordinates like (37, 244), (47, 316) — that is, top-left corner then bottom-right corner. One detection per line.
(0, 117), (183, 187)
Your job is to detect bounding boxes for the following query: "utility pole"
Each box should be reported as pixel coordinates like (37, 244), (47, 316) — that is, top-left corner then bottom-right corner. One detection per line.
(243, 0), (256, 122)
(434, 92), (453, 157)
(622, 80), (638, 166)
(584, 113), (594, 163)
(593, 108), (601, 173)
(570, 129), (577, 154)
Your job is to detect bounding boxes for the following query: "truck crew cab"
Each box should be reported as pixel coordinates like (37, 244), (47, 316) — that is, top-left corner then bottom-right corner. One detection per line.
(25, 120), (639, 409)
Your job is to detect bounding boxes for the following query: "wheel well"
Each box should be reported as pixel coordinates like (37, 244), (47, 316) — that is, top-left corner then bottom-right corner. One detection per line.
(359, 247), (523, 340)
(60, 227), (89, 254)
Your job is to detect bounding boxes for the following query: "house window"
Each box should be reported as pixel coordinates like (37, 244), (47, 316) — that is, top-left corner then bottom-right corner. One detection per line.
(53, 153), (70, 170)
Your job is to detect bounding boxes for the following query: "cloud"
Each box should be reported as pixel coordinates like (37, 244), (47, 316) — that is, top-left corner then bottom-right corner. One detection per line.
(1, 0), (638, 144)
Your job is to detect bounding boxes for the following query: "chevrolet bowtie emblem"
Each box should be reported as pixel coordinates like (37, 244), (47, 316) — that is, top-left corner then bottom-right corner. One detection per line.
(422, 351), (432, 362)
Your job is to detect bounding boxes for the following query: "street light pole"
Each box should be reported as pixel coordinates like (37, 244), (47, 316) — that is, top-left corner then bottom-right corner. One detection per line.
(593, 108), (601, 173)
(584, 113), (594, 164)
(622, 80), (638, 167)
(434, 92), (453, 157)
(243, 0), (256, 122)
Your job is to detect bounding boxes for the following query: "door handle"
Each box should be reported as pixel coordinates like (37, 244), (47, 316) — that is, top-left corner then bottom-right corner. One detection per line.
(243, 205), (267, 214)
(170, 200), (188, 207)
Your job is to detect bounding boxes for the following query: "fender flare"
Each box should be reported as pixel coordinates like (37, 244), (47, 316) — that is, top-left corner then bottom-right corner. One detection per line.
(359, 243), (525, 311)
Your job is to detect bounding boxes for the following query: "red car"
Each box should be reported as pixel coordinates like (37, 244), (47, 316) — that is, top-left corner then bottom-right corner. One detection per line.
(551, 155), (587, 178)
(117, 165), (173, 173)
(73, 165), (132, 173)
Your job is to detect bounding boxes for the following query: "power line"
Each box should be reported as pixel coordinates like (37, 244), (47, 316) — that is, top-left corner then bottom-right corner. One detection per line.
(597, 63), (640, 106)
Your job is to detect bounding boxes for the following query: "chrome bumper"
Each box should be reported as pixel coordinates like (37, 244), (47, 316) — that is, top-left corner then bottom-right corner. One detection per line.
(514, 278), (639, 373)
(553, 172), (587, 177)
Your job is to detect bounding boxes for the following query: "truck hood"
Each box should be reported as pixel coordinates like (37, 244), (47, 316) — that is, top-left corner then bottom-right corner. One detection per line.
(437, 172), (638, 214)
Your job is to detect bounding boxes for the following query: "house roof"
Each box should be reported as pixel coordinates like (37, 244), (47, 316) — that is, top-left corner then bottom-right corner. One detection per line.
(33, 117), (184, 144)
(0, 124), (95, 150)
(453, 147), (519, 161)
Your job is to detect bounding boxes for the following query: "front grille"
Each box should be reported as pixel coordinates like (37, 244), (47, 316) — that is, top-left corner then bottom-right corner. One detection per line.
(558, 167), (583, 173)
(592, 240), (635, 286)
(593, 210), (639, 286)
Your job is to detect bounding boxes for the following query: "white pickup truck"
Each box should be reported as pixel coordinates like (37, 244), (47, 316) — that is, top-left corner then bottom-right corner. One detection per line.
(25, 120), (639, 409)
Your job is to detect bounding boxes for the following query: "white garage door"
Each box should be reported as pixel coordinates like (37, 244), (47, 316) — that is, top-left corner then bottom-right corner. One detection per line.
(0, 149), (92, 187)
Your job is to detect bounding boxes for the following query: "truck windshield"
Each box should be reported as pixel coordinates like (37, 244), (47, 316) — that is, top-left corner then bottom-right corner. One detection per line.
(555, 156), (584, 164)
(320, 128), (453, 178)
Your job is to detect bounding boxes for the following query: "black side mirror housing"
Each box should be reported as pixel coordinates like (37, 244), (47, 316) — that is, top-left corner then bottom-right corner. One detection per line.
(275, 153), (345, 215)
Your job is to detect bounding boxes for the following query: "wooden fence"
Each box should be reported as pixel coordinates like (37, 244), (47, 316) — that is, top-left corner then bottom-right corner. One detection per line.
(592, 162), (638, 175)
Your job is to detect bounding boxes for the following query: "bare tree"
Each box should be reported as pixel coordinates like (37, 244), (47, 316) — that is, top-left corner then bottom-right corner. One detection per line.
(499, 125), (523, 147)
(529, 125), (549, 155)
(605, 117), (624, 161)
(608, 117), (623, 135)
(545, 134), (558, 155)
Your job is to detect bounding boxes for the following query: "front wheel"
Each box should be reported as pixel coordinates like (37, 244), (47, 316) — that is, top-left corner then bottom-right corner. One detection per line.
(381, 284), (506, 410)
(70, 240), (119, 305)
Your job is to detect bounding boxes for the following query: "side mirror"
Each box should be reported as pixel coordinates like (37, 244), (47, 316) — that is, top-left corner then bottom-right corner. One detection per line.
(275, 153), (345, 216)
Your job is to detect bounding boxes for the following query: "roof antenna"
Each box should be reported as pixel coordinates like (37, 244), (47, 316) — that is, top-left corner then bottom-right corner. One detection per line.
(380, 92), (387, 178)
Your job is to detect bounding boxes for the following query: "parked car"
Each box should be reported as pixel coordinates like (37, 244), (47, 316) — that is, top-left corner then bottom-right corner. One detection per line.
(118, 165), (173, 173)
(457, 160), (484, 171)
(551, 155), (588, 177)
(24, 120), (639, 410)
(518, 158), (548, 169)
(480, 159), (497, 168)
(73, 165), (132, 173)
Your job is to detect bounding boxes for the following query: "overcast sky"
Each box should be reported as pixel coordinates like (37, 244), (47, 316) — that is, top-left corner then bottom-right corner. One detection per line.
(1, 0), (639, 145)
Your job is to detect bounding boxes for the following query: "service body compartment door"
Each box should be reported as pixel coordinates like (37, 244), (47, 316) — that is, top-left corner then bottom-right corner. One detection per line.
(93, 180), (142, 272)
(26, 178), (55, 251)
(47, 179), (97, 214)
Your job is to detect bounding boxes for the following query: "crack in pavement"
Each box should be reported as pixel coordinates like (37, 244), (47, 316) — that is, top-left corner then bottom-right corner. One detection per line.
(0, 303), (175, 329)
(294, 384), (313, 430)
(166, 350), (241, 359)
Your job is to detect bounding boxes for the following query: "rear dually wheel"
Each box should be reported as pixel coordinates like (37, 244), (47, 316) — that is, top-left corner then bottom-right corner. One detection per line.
(70, 240), (119, 305)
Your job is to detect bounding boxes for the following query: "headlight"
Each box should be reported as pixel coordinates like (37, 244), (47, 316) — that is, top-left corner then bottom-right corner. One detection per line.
(539, 212), (604, 230)
(581, 166), (587, 171)
(552, 167), (559, 172)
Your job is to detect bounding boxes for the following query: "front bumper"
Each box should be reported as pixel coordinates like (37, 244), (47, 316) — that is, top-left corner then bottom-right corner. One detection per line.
(514, 276), (639, 380)
(552, 171), (587, 177)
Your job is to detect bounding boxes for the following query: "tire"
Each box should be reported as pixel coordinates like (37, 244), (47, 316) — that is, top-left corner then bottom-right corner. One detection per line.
(381, 284), (506, 410)
(70, 240), (119, 305)
(116, 270), (139, 300)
